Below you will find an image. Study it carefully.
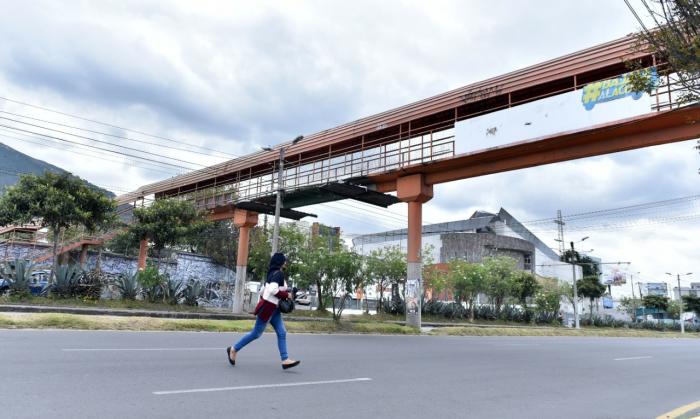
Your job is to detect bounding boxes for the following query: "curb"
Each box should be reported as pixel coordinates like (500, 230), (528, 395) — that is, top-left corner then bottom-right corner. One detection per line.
(0, 304), (332, 323)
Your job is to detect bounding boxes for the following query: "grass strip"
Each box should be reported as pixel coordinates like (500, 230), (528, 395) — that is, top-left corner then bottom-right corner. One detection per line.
(430, 325), (699, 338)
(0, 313), (418, 334)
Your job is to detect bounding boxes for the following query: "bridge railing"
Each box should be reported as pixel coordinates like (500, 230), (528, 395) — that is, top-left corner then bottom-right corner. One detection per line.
(172, 128), (455, 211)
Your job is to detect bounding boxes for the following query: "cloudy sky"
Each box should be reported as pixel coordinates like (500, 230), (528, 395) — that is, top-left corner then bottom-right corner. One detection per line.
(0, 0), (698, 296)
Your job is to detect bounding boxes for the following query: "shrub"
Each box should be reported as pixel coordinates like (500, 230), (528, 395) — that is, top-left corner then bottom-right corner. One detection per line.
(2, 259), (33, 298)
(182, 279), (204, 306)
(76, 270), (105, 300)
(113, 271), (140, 301)
(138, 265), (167, 303)
(163, 277), (185, 305)
(50, 265), (82, 298)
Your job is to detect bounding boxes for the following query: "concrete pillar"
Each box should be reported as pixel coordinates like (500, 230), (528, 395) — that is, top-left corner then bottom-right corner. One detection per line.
(79, 244), (89, 270)
(232, 209), (258, 314)
(396, 174), (433, 329)
(137, 239), (148, 271)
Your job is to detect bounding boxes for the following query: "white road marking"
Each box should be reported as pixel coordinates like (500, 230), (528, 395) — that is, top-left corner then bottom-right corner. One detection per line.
(614, 356), (653, 361)
(62, 347), (221, 352)
(153, 377), (372, 395)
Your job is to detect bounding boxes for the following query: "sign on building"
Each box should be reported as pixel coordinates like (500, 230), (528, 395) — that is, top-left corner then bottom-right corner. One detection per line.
(646, 282), (668, 297)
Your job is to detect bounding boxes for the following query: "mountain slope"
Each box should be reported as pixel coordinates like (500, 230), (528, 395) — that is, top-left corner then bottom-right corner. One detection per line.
(0, 142), (115, 198)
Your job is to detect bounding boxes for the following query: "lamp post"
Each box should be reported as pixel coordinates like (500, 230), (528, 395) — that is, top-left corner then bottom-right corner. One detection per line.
(262, 135), (303, 256)
(666, 272), (693, 334)
(569, 236), (589, 329)
(629, 271), (640, 322)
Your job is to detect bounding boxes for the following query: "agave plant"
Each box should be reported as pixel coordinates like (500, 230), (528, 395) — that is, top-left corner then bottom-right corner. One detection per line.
(182, 279), (204, 306)
(2, 259), (33, 297)
(163, 277), (185, 305)
(51, 265), (82, 298)
(113, 271), (140, 301)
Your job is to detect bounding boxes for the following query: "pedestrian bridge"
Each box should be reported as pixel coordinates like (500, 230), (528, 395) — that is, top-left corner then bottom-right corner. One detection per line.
(115, 33), (700, 326)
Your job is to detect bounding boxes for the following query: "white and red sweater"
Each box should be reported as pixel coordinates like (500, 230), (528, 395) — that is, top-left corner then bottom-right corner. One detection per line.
(254, 279), (290, 321)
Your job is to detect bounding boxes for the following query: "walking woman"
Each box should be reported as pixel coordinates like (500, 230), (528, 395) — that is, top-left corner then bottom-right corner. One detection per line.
(227, 252), (300, 370)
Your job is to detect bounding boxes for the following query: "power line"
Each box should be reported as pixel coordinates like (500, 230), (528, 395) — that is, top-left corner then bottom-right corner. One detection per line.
(0, 131), (181, 176)
(0, 110), (232, 160)
(0, 116), (206, 169)
(0, 95), (239, 158)
(0, 124), (196, 171)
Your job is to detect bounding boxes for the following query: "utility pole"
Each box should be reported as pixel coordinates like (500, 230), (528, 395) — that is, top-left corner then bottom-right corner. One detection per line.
(555, 210), (565, 255)
(630, 272), (637, 322)
(638, 282), (645, 321)
(666, 272), (693, 334)
(569, 239), (588, 330)
(677, 274), (685, 334)
(262, 135), (303, 256)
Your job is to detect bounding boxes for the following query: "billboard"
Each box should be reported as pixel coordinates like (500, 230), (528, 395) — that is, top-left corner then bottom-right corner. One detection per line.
(454, 69), (654, 156)
(646, 282), (668, 297)
(603, 266), (627, 286)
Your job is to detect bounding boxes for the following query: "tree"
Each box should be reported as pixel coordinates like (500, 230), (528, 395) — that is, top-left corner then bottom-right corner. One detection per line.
(324, 247), (364, 321)
(626, 0), (700, 103)
(247, 226), (272, 282)
(510, 270), (540, 322)
(365, 246), (406, 313)
(534, 277), (567, 321)
(577, 275), (607, 321)
(482, 256), (517, 314)
(626, 1), (700, 166)
(129, 199), (208, 270)
(560, 250), (601, 277)
(618, 296), (643, 321)
(448, 259), (485, 322)
(0, 172), (116, 281)
(296, 236), (329, 311)
(643, 294), (670, 311)
(682, 294), (700, 316)
(511, 271), (540, 307)
(105, 229), (141, 257)
(666, 300), (681, 319)
(184, 220), (239, 269)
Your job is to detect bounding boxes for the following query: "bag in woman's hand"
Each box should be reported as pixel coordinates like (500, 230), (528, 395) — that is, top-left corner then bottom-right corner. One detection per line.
(278, 298), (295, 314)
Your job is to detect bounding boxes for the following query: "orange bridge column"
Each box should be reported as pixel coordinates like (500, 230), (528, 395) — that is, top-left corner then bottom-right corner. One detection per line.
(233, 209), (258, 314)
(137, 239), (148, 271)
(79, 243), (89, 270)
(396, 174), (433, 329)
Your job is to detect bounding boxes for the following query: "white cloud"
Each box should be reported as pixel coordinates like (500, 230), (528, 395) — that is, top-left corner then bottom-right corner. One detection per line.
(0, 0), (697, 290)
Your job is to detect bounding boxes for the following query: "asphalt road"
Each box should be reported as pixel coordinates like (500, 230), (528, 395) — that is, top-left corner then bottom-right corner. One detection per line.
(1, 329), (699, 419)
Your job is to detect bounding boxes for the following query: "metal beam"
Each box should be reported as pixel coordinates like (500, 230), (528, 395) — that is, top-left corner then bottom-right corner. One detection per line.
(370, 105), (700, 191)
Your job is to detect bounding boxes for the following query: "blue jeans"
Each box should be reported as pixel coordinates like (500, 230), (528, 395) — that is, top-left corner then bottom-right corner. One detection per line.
(233, 308), (288, 361)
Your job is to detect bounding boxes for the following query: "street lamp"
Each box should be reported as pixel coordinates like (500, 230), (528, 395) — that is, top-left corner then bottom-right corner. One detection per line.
(569, 236), (589, 329)
(262, 135), (303, 255)
(629, 271), (640, 322)
(665, 272), (693, 334)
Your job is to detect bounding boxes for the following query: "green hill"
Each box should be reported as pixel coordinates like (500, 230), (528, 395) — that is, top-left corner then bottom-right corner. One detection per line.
(0, 142), (115, 198)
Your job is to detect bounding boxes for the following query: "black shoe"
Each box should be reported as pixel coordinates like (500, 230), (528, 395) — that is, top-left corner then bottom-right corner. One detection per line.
(282, 360), (300, 370)
(226, 347), (236, 366)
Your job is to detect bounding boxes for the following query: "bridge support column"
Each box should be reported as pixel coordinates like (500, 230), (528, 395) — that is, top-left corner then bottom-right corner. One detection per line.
(137, 239), (148, 271)
(233, 209), (258, 314)
(397, 174), (433, 329)
(79, 244), (89, 270)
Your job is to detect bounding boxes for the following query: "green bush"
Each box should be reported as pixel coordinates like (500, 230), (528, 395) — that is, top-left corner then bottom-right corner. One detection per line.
(113, 272), (140, 300)
(2, 259), (33, 298)
(182, 280), (204, 306)
(75, 270), (104, 300)
(137, 265), (167, 303)
(163, 277), (185, 305)
(51, 265), (82, 298)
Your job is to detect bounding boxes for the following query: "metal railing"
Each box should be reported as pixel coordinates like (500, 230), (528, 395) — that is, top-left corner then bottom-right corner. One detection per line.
(167, 128), (455, 210)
